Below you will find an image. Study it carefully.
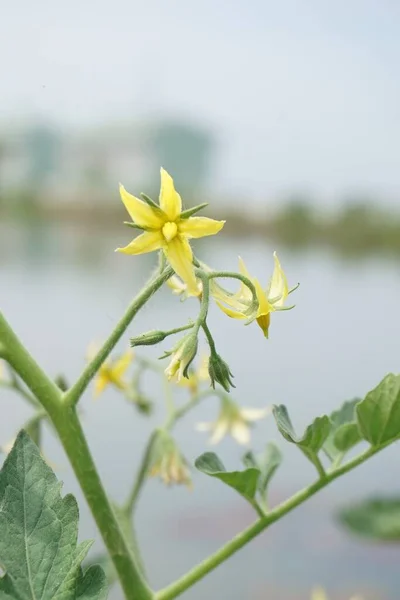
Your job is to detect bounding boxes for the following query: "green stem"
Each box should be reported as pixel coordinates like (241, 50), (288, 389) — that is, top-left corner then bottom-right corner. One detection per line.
(207, 271), (258, 310)
(65, 266), (173, 408)
(193, 272), (210, 333)
(155, 444), (385, 600)
(311, 454), (326, 478)
(124, 429), (161, 514)
(0, 312), (153, 600)
(201, 321), (216, 354)
(164, 323), (195, 337)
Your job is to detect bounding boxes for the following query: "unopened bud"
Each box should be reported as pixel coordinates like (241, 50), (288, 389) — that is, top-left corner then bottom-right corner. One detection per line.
(208, 352), (235, 392)
(55, 374), (69, 392)
(164, 332), (198, 381)
(130, 330), (167, 347)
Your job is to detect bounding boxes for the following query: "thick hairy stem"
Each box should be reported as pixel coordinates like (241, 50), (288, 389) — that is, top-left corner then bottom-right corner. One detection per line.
(0, 312), (153, 600)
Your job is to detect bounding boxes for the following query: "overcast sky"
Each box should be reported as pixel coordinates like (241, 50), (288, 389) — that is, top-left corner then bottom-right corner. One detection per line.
(1, 0), (399, 204)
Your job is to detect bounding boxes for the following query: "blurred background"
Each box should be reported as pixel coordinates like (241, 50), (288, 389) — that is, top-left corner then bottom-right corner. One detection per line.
(1, 1), (400, 598)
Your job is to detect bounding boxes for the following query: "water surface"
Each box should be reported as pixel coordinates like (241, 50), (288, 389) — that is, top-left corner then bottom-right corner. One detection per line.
(1, 222), (400, 599)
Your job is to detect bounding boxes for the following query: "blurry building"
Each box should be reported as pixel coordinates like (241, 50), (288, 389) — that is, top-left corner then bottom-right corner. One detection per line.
(0, 118), (214, 207)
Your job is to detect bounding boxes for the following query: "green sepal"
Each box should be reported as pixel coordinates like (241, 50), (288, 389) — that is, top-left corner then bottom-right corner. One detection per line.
(179, 203), (209, 219)
(123, 221), (146, 230)
(208, 352), (235, 392)
(339, 497), (400, 541)
(140, 193), (162, 211)
(357, 373), (400, 446)
(195, 452), (260, 502)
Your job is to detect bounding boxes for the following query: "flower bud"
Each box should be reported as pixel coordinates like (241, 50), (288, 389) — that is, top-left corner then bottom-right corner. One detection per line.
(130, 330), (167, 347)
(208, 352), (235, 392)
(54, 374), (69, 392)
(164, 332), (198, 381)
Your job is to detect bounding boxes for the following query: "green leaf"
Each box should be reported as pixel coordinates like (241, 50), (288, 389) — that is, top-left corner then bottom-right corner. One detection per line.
(0, 431), (108, 600)
(357, 373), (400, 446)
(76, 566), (108, 599)
(333, 422), (362, 452)
(195, 452), (260, 502)
(272, 405), (330, 472)
(273, 404), (331, 451)
(83, 556), (117, 590)
(242, 442), (282, 497)
(323, 399), (360, 461)
(339, 498), (400, 541)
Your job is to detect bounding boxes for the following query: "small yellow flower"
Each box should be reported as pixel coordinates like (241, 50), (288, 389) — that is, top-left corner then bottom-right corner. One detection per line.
(148, 430), (192, 488)
(196, 396), (271, 445)
(213, 252), (295, 338)
(116, 168), (225, 296)
(89, 346), (134, 398)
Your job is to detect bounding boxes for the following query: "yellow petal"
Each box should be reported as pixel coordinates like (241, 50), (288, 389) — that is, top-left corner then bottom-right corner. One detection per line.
(116, 231), (164, 255)
(210, 280), (248, 309)
(167, 275), (186, 295)
(268, 251), (289, 307)
(210, 420), (229, 444)
(254, 279), (272, 315)
(164, 236), (198, 296)
(110, 350), (133, 381)
(94, 374), (109, 398)
(179, 217), (225, 239)
(159, 168), (182, 221)
(240, 406), (271, 421)
(234, 257), (253, 301)
(231, 420), (251, 445)
(119, 184), (164, 228)
(238, 256), (251, 279)
(215, 300), (247, 320)
(256, 313), (271, 338)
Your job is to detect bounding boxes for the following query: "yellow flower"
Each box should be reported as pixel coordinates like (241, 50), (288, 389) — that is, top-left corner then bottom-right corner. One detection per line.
(148, 430), (192, 488)
(196, 396), (271, 445)
(89, 346), (134, 398)
(116, 168), (225, 296)
(213, 252), (296, 338)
